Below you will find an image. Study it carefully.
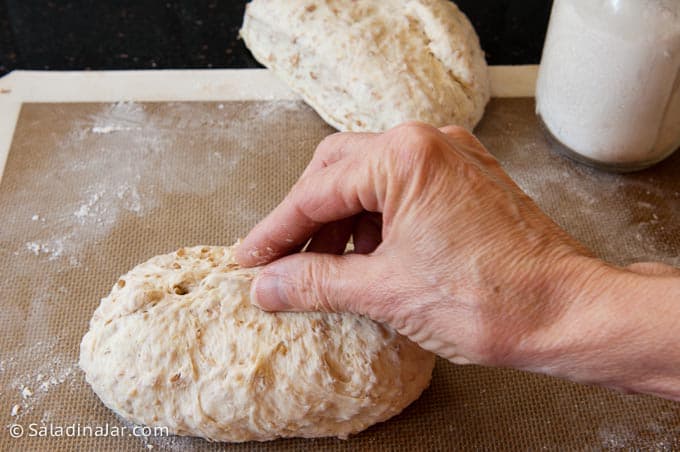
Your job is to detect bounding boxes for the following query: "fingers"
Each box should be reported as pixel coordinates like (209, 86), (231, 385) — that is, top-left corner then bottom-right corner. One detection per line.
(307, 217), (355, 254)
(300, 131), (377, 180)
(236, 132), (379, 267)
(236, 157), (380, 266)
(237, 123), (502, 268)
(250, 252), (378, 315)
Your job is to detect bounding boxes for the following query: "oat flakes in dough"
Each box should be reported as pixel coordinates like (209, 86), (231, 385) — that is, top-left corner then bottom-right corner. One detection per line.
(240, 0), (490, 132)
(79, 245), (435, 442)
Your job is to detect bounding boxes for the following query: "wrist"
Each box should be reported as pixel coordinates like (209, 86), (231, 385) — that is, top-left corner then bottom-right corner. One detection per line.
(472, 246), (605, 367)
(500, 254), (618, 374)
(504, 256), (680, 400)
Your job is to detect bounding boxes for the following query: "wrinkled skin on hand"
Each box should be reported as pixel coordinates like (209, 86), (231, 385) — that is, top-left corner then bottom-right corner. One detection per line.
(235, 122), (597, 366)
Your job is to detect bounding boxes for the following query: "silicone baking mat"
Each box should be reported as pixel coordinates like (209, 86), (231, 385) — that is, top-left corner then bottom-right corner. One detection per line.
(0, 97), (678, 450)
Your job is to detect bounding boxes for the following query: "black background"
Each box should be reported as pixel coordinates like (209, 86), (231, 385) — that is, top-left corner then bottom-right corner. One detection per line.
(0, 0), (553, 76)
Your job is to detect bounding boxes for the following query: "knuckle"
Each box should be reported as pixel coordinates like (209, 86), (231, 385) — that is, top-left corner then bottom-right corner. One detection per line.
(299, 259), (337, 312)
(441, 124), (469, 138)
(315, 131), (351, 162)
(394, 120), (435, 132)
(388, 123), (445, 169)
(316, 132), (343, 153)
(392, 121), (440, 145)
(441, 126), (494, 161)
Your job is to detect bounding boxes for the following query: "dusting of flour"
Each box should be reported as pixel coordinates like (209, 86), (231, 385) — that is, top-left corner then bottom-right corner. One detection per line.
(6, 102), (168, 268)
(4, 338), (75, 422)
(0, 100), (315, 451)
(481, 108), (680, 268)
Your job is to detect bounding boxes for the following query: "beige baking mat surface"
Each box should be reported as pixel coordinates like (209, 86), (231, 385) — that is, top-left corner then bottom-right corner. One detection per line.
(0, 98), (679, 451)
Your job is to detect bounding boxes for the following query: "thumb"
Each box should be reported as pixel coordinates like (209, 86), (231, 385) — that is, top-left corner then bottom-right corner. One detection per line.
(250, 252), (375, 314)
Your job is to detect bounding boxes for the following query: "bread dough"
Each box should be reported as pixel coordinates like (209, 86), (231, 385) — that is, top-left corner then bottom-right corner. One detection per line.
(240, 0), (490, 132)
(79, 245), (435, 442)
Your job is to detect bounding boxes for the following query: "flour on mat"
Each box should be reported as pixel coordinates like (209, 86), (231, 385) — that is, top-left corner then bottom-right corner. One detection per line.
(491, 126), (680, 267)
(599, 425), (635, 449)
(73, 190), (104, 223)
(599, 417), (680, 450)
(91, 125), (141, 134)
(90, 101), (146, 134)
(10, 102), (168, 266)
(25, 240), (64, 261)
(3, 101), (315, 434)
(6, 338), (75, 421)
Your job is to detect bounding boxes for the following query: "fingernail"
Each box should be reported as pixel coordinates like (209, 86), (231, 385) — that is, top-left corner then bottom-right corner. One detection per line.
(251, 273), (291, 311)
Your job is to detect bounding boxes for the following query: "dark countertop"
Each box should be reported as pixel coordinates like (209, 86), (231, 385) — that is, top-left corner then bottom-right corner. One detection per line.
(0, 0), (553, 77)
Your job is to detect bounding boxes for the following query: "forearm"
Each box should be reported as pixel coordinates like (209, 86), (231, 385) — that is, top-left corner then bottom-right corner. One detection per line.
(510, 259), (680, 400)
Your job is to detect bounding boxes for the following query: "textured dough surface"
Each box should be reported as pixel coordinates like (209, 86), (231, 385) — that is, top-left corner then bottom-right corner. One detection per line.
(240, 0), (490, 132)
(79, 245), (435, 442)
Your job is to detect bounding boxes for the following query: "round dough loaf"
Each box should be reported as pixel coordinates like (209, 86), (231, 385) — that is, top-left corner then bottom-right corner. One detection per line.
(79, 245), (435, 442)
(240, 0), (490, 132)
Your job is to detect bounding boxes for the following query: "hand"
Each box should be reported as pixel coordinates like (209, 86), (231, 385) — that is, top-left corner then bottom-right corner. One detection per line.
(235, 122), (598, 365)
(236, 122), (680, 401)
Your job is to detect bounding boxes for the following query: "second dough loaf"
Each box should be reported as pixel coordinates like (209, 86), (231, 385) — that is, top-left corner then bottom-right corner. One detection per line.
(240, 0), (491, 132)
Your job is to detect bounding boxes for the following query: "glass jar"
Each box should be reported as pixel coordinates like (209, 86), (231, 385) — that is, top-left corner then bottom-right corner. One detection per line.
(536, 0), (680, 172)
